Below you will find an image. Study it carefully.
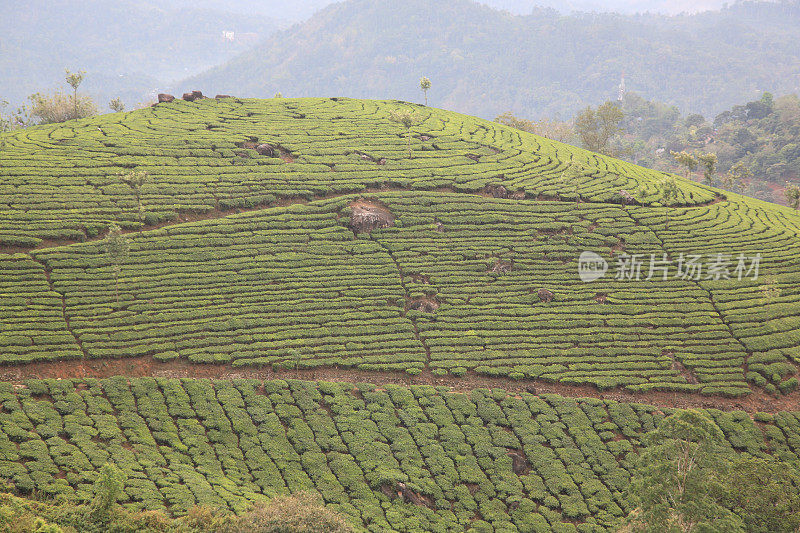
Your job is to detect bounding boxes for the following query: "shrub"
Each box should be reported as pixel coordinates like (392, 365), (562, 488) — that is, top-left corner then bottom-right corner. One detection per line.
(28, 91), (97, 124)
(222, 492), (354, 533)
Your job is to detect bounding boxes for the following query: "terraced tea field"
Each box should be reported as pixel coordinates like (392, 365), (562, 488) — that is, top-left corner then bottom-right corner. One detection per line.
(1, 97), (800, 531)
(2, 377), (798, 532)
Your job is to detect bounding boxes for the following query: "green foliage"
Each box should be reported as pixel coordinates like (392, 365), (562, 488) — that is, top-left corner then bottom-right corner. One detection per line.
(88, 464), (126, 521)
(670, 150), (698, 179)
(118, 169), (149, 222)
(610, 91), (800, 205)
(785, 182), (800, 210)
(419, 77), (431, 106)
(574, 102), (624, 156)
(103, 224), (129, 303)
(626, 410), (743, 532)
(0, 379), (797, 531)
(722, 456), (800, 533)
(696, 152), (717, 186)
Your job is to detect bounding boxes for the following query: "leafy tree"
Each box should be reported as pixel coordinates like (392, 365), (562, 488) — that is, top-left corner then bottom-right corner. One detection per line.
(119, 169), (149, 223)
(104, 224), (129, 303)
(696, 152), (717, 186)
(785, 183), (800, 210)
(64, 69), (86, 120)
(722, 455), (800, 533)
(722, 161), (751, 192)
(625, 410), (744, 533)
(88, 464), (127, 522)
(389, 108), (420, 157)
(671, 150), (698, 179)
(574, 101), (624, 156)
(108, 98), (125, 112)
(419, 77), (431, 106)
(494, 112), (573, 143)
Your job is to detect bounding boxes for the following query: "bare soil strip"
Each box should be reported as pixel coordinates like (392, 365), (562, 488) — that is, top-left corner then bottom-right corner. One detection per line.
(0, 356), (794, 415)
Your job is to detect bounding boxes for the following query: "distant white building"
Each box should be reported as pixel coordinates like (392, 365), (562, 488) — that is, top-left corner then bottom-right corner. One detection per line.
(222, 31), (235, 42)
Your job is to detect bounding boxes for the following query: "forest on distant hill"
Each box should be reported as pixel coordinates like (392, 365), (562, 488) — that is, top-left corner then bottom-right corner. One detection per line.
(0, 0), (278, 110)
(185, 0), (800, 120)
(614, 91), (800, 204)
(496, 91), (800, 205)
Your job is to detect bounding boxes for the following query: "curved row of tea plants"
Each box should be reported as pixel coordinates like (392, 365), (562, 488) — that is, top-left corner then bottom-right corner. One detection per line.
(0, 97), (715, 246)
(0, 378), (795, 532)
(12, 191), (796, 395)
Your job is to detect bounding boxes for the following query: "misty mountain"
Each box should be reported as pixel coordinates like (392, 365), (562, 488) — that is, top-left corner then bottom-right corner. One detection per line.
(182, 0), (800, 121)
(0, 0), (279, 109)
(480, 0), (729, 15)
(154, 0), (730, 18)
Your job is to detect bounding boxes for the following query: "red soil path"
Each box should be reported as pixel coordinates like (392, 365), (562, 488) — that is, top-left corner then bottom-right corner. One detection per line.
(0, 356), (795, 415)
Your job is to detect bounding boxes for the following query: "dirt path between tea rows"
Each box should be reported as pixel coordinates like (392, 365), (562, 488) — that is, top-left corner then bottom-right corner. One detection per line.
(0, 356), (795, 415)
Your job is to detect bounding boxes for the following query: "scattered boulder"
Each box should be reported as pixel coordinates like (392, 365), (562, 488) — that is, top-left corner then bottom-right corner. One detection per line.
(420, 135), (431, 141)
(396, 483), (435, 509)
(407, 297), (440, 313)
(490, 259), (513, 273)
(537, 288), (554, 303)
(594, 293), (608, 304)
(349, 199), (395, 233)
(215, 94), (232, 99)
(507, 450), (531, 476)
(485, 184), (509, 199)
(377, 158), (388, 165)
(256, 143), (275, 157)
(157, 93), (175, 103)
(182, 90), (205, 102)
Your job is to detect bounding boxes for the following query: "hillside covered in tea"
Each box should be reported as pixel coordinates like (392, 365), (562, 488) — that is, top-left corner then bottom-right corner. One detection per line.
(1, 97), (800, 531)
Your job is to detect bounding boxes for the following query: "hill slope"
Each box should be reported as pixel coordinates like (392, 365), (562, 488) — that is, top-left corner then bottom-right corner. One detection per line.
(183, 0), (800, 119)
(3, 98), (800, 530)
(1, 97), (799, 398)
(0, 377), (795, 531)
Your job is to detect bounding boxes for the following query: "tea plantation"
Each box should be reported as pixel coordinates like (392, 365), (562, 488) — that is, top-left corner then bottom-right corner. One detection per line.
(1, 97), (800, 530)
(0, 377), (797, 532)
